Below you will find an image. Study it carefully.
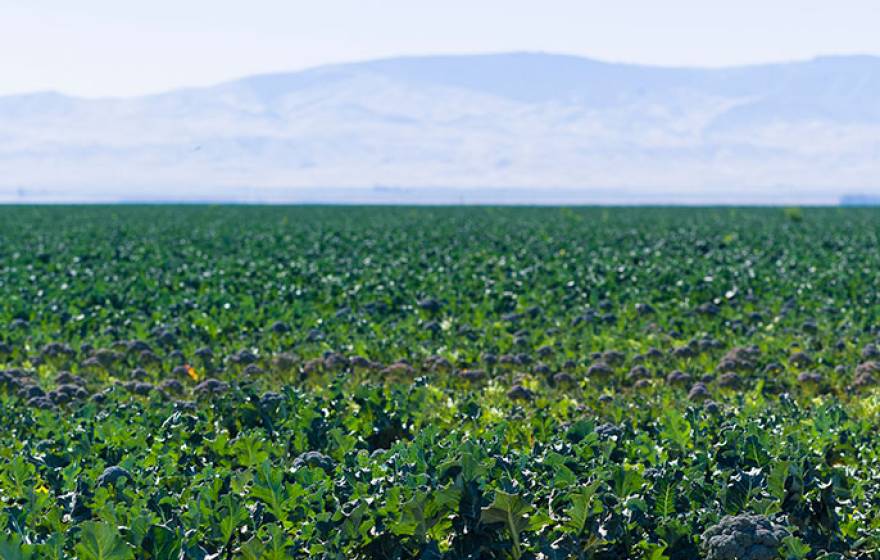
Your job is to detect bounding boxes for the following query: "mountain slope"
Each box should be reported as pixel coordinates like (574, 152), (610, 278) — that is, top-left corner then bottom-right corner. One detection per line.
(1, 53), (879, 203)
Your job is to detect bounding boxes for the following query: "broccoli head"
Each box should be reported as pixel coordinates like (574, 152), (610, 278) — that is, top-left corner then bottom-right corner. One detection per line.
(701, 514), (789, 560)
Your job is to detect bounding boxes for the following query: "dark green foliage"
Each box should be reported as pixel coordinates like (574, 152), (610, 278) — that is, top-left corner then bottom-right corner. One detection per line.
(1, 206), (880, 558)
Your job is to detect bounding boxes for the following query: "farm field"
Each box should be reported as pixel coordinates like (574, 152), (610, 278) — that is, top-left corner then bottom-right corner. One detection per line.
(2, 205), (880, 559)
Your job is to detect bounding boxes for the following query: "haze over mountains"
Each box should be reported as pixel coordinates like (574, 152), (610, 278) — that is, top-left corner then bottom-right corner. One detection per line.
(1, 52), (879, 203)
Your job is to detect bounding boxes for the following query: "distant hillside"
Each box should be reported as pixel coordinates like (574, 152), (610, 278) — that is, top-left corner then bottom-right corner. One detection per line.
(1, 53), (879, 203)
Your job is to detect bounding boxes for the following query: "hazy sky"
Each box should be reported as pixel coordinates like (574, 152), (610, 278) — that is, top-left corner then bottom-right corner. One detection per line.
(2, 0), (879, 97)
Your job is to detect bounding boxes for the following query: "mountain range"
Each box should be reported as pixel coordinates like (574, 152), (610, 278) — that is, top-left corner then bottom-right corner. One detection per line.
(2, 52), (879, 203)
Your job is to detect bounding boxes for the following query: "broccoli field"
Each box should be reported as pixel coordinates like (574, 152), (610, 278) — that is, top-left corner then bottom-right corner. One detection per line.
(3, 205), (880, 559)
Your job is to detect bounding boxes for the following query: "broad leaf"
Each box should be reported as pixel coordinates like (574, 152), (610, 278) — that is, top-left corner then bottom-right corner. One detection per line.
(75, 522), (133, 560)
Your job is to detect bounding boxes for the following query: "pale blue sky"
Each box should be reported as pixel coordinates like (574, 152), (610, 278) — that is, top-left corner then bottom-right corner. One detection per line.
(2, 0), (879, 97)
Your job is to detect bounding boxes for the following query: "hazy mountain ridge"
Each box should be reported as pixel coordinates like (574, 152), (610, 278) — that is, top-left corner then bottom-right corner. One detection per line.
(2, 53), (879, 203)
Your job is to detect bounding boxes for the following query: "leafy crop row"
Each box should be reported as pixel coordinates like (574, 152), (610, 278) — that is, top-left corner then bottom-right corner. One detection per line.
(1, 206), (880, 559)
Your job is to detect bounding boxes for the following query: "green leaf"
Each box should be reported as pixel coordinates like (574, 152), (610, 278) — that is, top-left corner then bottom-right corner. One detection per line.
(481, 491), (534, 560)
(0, 534), (35, 560)
(75, 522), (134, 560)
(551, 463), (578, 488)
(781, 535), (811, 560)
(250, 460), (288, 521)
(565, 480), (602, 535)
(392, 492), (429, 538)
(127, 514), (152, 549)
(218, 494), (249, 544)
(239, 538), (265, 560)
(636, 540), (669, 560)
(141, 525), (180, 560)
(768, 460), (790, 501)
(263, 525), (292, 560)
(653, 477), (677, 518)
(659, 409), (691, 449)
(611, 465), (645, 499)
(723, 470), (760, 515)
